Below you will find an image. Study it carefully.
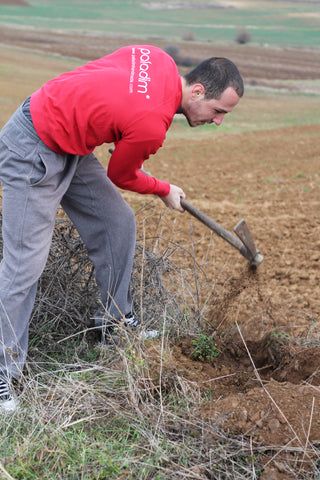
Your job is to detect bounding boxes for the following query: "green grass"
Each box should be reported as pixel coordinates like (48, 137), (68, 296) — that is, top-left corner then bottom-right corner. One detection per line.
(1, 387), (172, 479)
(0, 0), (320, 47)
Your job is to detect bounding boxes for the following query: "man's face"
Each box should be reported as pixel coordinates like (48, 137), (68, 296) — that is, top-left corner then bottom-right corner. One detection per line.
(182, 85), (240, 128)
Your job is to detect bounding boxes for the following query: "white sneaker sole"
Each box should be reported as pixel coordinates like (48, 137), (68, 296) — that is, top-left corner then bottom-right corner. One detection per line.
(0, 397), (18, 414)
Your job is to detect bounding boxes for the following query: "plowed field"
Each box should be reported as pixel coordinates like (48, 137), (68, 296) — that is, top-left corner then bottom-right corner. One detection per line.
(0, 28), (320, 478)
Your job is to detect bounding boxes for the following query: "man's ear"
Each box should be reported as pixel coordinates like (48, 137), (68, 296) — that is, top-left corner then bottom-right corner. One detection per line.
(191, 83), (205, 99)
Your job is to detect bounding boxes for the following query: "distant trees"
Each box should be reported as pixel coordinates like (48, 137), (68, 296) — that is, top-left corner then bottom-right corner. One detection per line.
(165, 26), (251, 70)
(164, 44), (194, 67)
(235, 28), (251, 45)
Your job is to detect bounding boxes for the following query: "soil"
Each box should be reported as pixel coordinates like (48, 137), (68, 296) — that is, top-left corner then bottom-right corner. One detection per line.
(145, 123), (320, 476)
(1, 25), (320, 477)
(1, 25), (320, 89)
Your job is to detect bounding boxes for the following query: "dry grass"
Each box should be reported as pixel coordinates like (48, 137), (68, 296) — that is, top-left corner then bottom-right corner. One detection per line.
(0, 204), (269, 479)
(0, 204), (319, 478)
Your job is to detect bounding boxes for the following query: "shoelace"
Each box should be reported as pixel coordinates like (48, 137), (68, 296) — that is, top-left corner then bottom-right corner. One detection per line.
(0, 379), (12, 401)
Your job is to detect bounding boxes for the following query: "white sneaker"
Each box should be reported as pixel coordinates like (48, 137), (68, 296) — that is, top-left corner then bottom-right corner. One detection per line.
(118, 314), (159, 340)
(122, 313), (140, 328)
(99, 312), (159, 344)
(139, 329), (160, 340)
(100, 312), (140, 340)
(0, 378), (18, 414)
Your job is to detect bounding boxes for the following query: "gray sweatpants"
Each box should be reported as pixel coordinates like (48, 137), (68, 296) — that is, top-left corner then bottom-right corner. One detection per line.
(0, 104), (136, 379)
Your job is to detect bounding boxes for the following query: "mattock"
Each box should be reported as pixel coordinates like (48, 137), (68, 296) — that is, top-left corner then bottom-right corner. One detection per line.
(108, 147), (263, 267)
(180, 199), (264, 268)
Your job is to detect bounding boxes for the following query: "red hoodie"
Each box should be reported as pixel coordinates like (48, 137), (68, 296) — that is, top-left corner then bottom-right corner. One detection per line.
(30, 45), (182, 197)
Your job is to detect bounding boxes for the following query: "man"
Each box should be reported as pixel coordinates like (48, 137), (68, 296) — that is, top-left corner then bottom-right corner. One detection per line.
(0, 45), (244, 413)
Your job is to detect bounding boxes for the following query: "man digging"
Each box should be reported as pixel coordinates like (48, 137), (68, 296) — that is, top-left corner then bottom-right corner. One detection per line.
(0, 45), (243, 413)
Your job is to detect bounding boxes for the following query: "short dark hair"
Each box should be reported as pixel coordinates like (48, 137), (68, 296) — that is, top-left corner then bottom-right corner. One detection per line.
(184, 57), (244, 99)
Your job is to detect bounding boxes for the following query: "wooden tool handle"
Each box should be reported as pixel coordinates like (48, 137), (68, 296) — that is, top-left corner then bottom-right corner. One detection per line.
(180, 199), (251, 259)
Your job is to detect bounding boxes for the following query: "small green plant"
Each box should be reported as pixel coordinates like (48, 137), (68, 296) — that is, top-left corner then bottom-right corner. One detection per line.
(270, 330), (291, 341)
(192, 333), (220, 362)
(125, 348), (146, 368)
(266, 330), (291, 348)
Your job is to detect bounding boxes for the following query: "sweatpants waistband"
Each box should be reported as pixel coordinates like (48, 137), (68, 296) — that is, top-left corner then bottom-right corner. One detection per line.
(22, 96), (32, 123)
(12, 101), (40, 143)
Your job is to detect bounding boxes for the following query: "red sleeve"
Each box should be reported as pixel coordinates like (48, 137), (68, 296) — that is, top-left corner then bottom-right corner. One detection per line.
(107, 140), (170, 197)
(107, 120), (171, 197)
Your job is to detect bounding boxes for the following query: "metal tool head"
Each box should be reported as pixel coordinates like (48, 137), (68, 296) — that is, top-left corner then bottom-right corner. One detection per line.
(233, 219), (263, 267)
(250, 251), (264, 268)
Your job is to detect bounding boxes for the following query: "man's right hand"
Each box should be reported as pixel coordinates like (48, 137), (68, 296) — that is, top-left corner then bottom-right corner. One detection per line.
(161, 184), (186, 212)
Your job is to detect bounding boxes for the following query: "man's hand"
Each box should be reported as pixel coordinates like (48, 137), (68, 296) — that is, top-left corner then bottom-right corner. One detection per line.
(161, 184), (186, 212)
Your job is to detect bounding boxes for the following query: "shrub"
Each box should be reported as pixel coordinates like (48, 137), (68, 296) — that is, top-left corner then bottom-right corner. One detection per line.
(235, 28), (251, 45)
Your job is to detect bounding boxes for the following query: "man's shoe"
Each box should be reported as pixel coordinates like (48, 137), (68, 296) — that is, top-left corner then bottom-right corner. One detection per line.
(122, 313), (140, 328)
(99, 313), (159, 344)
(101, 313), (140, 342)
(0, 377), (17, 414)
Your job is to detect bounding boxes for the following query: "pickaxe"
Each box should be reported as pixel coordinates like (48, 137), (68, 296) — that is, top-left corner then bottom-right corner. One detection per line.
(108, 148), (263, 267)
(180, 199), (263, 267)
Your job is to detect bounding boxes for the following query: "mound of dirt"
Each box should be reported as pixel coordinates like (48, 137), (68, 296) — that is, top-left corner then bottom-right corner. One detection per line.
(145, 334), (320, 477)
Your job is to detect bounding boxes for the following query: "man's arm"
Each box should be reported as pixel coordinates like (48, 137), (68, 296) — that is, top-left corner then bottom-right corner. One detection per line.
(107, 137), (185, 212)
(107, 139), (170, 197)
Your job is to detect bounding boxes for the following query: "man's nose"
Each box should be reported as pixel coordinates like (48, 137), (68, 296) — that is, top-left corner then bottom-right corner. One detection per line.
(213, 113), (225, 126)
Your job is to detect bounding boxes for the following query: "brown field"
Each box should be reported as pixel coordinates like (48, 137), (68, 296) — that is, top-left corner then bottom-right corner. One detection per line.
(1, 25), (320, 86)
(1, 29), (320, 477)
(0, 0), (30, 5)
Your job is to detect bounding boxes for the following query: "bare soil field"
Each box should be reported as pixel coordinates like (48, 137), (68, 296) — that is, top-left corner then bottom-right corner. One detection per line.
(1, 25), (320, 89)
(145, 123), (320, 478)
(0, 28), (320, 477)
(0, 0), (30, 5)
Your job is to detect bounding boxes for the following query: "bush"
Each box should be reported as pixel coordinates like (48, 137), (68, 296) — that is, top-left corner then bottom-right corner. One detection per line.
(235, 28), (251, 45)
(182, 32), (195, 42)
(164, 44), (180, 62)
